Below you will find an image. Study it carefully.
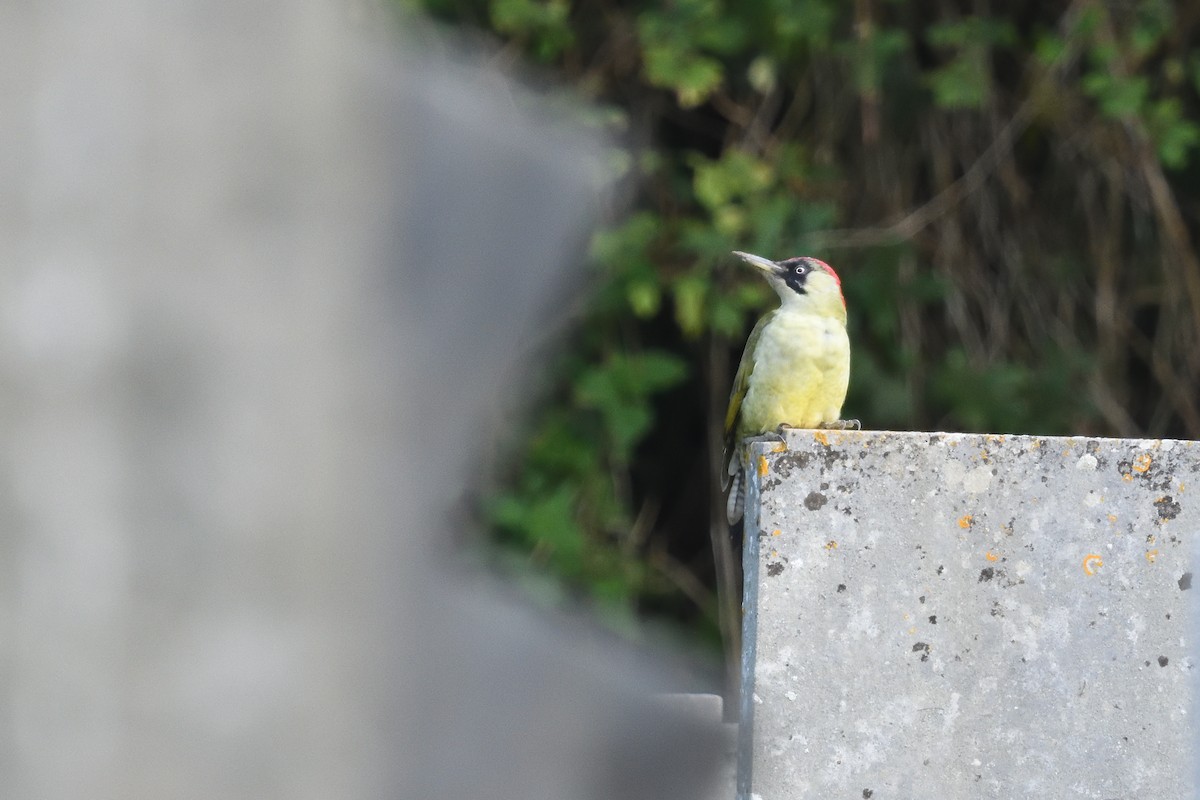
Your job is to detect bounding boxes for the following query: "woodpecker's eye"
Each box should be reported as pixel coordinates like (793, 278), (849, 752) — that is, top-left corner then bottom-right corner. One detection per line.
(794, 264), (807, 275)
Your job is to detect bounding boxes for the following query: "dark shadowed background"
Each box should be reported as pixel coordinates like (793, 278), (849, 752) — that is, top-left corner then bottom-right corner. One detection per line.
(404, 0), (1200, 650)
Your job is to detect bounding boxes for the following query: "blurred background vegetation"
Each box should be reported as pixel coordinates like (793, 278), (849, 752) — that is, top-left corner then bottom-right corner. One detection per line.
(401, 0), (1200, 653)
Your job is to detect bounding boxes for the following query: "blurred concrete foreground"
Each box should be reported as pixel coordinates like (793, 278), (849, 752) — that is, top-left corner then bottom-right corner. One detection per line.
(1, 3), (721, 798)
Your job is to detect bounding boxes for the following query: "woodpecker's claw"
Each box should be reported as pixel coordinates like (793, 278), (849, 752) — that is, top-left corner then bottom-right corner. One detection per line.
(819, 419), (861, 431)
(745, 430), (787, 445)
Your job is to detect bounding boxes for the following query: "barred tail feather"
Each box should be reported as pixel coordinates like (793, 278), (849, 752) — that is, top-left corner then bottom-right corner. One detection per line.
(726, 466), (745, 525)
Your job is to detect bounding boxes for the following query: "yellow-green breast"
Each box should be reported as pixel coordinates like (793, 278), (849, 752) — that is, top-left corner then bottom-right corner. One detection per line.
(738, 308), (850, 435)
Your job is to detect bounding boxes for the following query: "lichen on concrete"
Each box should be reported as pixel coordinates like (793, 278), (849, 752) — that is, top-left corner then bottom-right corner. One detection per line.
(740, 430), (1199, 799)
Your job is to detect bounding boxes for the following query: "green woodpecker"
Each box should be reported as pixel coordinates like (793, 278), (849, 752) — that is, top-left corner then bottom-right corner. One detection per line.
(723, 251), (852, 524)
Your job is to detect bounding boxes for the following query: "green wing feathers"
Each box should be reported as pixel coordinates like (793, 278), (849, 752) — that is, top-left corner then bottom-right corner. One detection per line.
(722, 312), (773, 493)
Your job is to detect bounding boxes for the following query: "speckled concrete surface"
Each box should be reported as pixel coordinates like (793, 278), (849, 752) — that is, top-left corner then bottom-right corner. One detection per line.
(739, 430), (1200, 799)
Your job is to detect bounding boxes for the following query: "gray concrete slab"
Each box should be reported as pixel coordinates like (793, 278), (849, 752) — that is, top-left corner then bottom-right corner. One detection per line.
(740, 430), (1200, 799)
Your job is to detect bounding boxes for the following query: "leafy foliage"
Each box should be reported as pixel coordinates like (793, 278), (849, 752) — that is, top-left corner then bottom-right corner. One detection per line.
(408, 0), (1200, 644)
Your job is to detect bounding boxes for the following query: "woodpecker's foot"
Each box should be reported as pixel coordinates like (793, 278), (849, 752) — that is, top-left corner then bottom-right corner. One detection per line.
(745, 430), (786, 445)
(819, 419), (861, 431)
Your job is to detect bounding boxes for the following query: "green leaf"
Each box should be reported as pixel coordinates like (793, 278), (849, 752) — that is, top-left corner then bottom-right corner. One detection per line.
(1147, 98), (1200, 168)
(768, 0), (839, 49)
(747, 56), (777, 94)
(672, 275), (708, 337)
(627, 350), (689, 392)
(573, 351), (689, 461)
(489, 0), (573, 59)
(489, 484), (584, 564)
(927, 54), (990, 109)
(642, 44), (724, 107)
(589, 212), (659, 270)
(1083, 73), (1149, 118)
(1131, 0), (1172, 58)
(605, 403), (654, 458)
(636, 2), (737, 108)
(927, 18), (1015, 48)
(692, 150), (772, 211)
(1033, 33), (1066, 67)
(923, 18), (1014, 109)
(709, 292), (745, 338)
(849, 27), (910, 93)
(627, 279), (662, 318)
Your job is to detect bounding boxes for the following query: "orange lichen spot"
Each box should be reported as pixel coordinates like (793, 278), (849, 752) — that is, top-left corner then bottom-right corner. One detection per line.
(824, 540), (838, 550)
(1107, 514), (1118, 524)
(1146, 549), (1159, 564)
(1132, 453), (1153, 474)
(757, 456), (769, 477)
(1082, 554), (1104, 575)
(1122, 473), (1133, 483)
(771, 529), (782, 537)
(813, 431), (830, 447)
(1180, 482), (1187, 493)
(771, 442), (787, 453)
(985, 551), (999, 562)
(957, 514), (974, 529)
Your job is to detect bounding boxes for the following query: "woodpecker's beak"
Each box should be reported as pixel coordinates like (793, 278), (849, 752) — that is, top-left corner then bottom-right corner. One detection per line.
(733, 250), (786, 279)
(733, 250), (782, 276)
